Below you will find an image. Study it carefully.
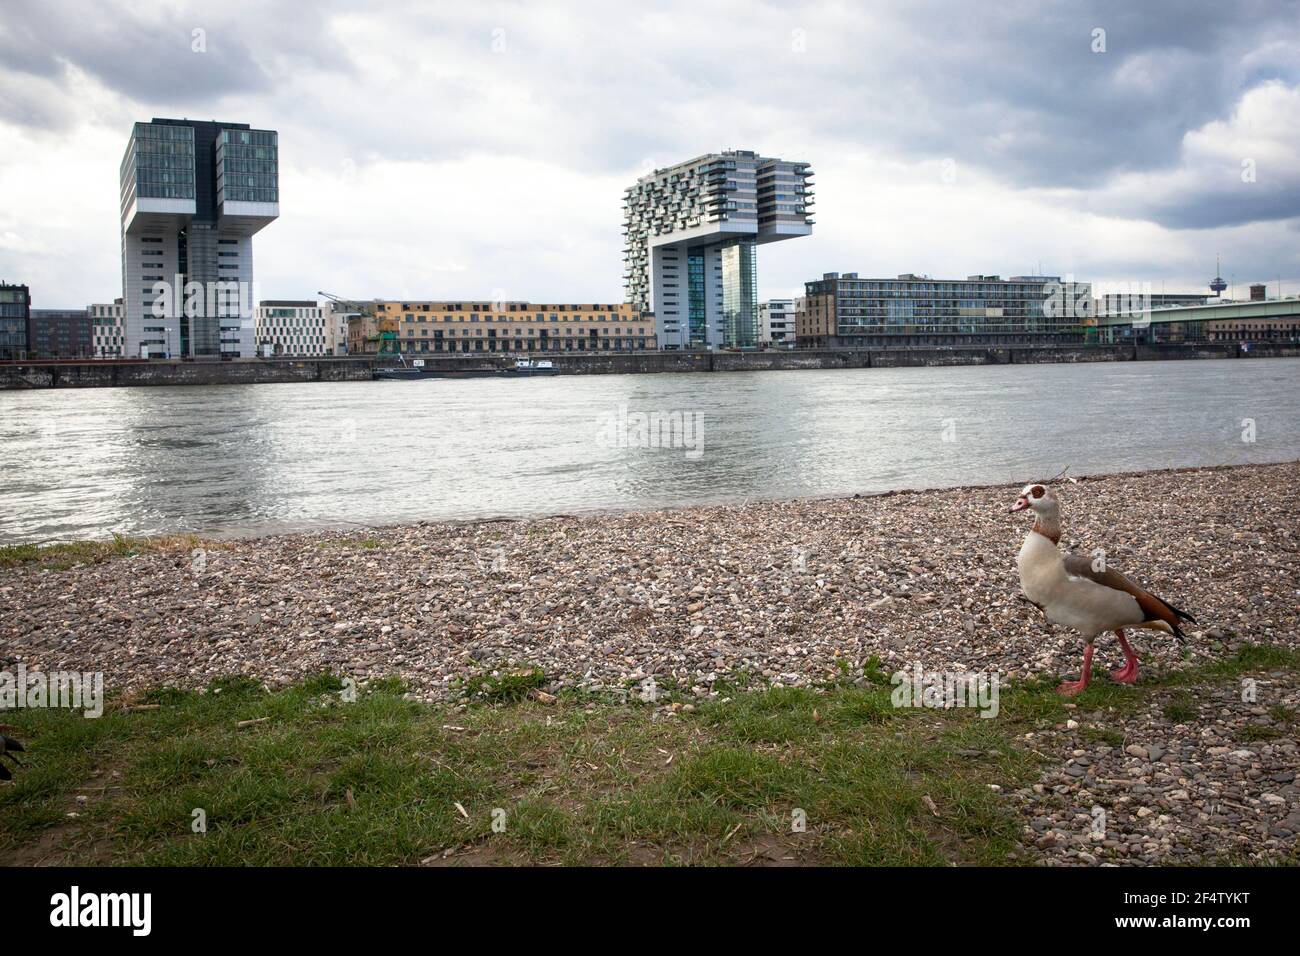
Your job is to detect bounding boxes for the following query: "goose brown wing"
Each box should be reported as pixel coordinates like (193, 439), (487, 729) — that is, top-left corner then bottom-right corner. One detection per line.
(1062, 554), (1195, 636)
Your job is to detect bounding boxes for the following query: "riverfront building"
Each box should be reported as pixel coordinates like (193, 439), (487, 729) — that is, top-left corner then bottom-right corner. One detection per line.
(0, 282), (30, 359)
(356, 301), (657, 354)
(623, 150), (813, 349)
(759, 299), (797, 348)
(120, 118), (279, 359)
(29, 309), (94, 359)
(90, 299), (124, 358)
(255, 300), (330, 356)
(797, 272), (1093, 348)
(323, 300), (352, 355)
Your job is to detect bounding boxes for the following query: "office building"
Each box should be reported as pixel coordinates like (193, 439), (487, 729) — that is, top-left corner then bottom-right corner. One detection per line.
(255, 300), (330, 356)
(759, 299), (796, 348)
(797, 273), (1093, 348)
(90, 299), (124, 358)
(29, 309), (94, 359)
(623, 150), (812, 349)
(358, 301), (656, 354)
(0, 282), (30, 359)
(120, 118), (279, 359)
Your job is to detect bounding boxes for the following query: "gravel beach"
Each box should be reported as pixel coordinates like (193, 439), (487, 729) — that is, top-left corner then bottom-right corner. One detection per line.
(3, 460), (1298, 866)
(3, 461), (1297, 700)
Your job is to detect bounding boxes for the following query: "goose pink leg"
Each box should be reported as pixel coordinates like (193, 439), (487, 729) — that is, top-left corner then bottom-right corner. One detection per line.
(1110, 629), (1139, 684)
(1057, 642), (1094, 696)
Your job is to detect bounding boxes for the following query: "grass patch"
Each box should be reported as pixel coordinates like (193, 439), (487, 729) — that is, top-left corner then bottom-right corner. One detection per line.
(1079, 726), (1125, 747)
(0, 534), (204, 571)
(1238, 724), (1282, 742)
(1, 644), (1294, 867)
(1162, 693), (1199, 723)
(457, 666), (549, 703)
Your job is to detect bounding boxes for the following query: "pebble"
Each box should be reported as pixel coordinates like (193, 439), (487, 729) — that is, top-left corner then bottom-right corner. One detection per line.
(3, 462), (1297, 868)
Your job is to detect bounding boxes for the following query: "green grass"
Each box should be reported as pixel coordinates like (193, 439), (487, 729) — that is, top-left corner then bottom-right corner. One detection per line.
(457, 666), (549, 703)
(0, 534), (205, 571)
(1237, 724), (1282, 741)
(1162, 692), (1199, 723)
(0, 645), (1294, 867)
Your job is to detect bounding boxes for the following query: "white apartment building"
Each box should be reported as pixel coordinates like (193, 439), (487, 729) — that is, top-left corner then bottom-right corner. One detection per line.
(90, 299), (124, 358)
(759, 298), (796, 348)
(255, 300), (330, 356)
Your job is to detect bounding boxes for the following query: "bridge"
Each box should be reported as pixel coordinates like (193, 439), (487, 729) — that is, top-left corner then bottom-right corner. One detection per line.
(1094, 296), (1300, 344)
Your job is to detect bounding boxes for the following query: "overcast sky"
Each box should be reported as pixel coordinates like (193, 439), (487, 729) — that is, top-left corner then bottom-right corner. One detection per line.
(1, 0), (1298, 308)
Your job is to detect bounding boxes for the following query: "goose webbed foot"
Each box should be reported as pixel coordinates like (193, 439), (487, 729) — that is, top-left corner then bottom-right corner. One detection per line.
(1109, 629), (1140, 685)
(1056, 642), (1095, 696)
(1109, 662), (1139, 684)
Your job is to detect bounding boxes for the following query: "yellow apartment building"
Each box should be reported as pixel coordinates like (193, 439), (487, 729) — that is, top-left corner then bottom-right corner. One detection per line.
(354, 301), (657, 355)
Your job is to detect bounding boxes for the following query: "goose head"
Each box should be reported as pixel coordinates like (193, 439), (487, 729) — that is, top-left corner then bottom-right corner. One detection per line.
(1010, 482), (1058, 517)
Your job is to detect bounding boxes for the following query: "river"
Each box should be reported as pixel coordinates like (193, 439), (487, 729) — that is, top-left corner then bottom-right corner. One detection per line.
(1, 358), (1297, 543)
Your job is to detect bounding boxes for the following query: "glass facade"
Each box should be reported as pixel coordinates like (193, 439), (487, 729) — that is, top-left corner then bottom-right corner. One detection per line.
(217, 129), (279, 204)
(720, 240), (758, 348)
(119, 123), (195, 217)
(801, 273), (1092, 347)
(0, 284), (30, 359)
(687, 251), (707, 347)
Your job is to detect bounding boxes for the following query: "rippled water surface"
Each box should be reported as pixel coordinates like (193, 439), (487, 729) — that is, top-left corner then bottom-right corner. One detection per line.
(1, 358), (1297, 543)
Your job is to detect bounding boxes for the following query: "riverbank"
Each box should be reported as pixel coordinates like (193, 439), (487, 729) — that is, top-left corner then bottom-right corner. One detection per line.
(3, 462), (1297, 866)
(3, 341), (1298, 388)
(4, 462), (1297, 698)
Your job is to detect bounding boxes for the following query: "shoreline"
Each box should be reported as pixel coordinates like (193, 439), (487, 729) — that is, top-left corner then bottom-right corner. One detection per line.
(5, 457), (1297, 550)
(3, 460), (1296, 701)
(3, 342), (1298, 389)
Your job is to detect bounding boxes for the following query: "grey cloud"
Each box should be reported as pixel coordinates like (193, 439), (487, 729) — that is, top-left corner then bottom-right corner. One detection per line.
(3, 0), (1300, 306)
(0, 0), (354, 129)
(1143, 186), (1300, 230)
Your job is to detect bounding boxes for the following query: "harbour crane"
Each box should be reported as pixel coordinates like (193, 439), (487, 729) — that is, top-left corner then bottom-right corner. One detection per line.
(317, 291), (399, 356)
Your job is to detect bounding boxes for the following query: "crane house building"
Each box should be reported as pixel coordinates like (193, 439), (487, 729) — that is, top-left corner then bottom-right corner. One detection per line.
(359, 301), (657, 354)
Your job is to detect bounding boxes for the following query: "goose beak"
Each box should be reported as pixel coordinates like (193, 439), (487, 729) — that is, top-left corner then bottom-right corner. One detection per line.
(1010, 497), (1030, 513)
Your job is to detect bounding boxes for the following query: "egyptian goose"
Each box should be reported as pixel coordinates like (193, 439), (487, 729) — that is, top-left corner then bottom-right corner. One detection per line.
(1011, 483), (1195, 696)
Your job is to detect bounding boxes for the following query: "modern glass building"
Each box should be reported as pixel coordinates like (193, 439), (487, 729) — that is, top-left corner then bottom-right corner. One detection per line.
(119, 119), (279, 358)
(0, 283), (30, 360)
(797, 273), (1093, 348)
(623, 150), (812, 349)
